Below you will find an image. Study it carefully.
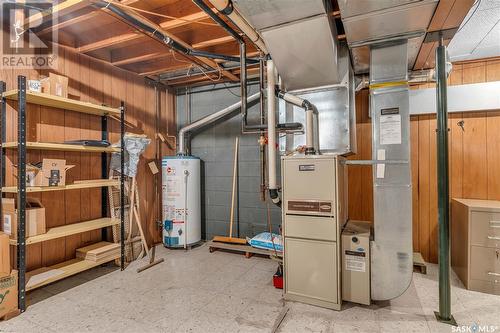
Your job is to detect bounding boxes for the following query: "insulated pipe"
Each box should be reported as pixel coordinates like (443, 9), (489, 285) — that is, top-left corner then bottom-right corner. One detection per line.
(276, 90), (317, 155)
(208, 0), (268, 54)
(177, 92), (260, 155)
(267, 60), (280, 206)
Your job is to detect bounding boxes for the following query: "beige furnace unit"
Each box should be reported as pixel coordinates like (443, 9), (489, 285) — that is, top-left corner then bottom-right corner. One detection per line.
(282, 155), (347, 310)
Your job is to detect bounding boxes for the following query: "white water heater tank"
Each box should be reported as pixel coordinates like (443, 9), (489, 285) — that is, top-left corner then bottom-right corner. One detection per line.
(162, 156), (201, 248)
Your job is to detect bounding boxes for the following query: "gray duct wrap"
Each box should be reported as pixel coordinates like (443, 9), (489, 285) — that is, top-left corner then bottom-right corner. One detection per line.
(110, 135), (151, 177)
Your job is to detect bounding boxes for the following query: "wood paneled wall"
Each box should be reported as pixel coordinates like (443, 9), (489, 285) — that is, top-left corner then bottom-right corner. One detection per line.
(348, 58), (500, 263)
(2, 45), (175, 271)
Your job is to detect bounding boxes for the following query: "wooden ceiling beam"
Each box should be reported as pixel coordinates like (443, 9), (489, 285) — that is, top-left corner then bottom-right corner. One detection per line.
(35, 0), (141, 36)
(413, 0), (475, 70)
(78, 32), (141, 53)
(24, 0), (89, 29)
(100, 5), (238, 82)
(75, 11), (213, 53)
(112, 35), (236, 66)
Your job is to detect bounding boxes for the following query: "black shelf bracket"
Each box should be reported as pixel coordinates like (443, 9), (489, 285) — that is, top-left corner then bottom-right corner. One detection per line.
(17, 76), (27, 313)
(101, 115), (108, 241)
(120, 102), (125, 270)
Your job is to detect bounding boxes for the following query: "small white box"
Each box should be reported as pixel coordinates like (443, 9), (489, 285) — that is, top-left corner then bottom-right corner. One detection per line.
(28, 80), (41, 93)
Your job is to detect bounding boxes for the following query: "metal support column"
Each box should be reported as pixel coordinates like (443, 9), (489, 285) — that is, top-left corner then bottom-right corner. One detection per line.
(434, 37), (457, 326)
(17, 76), (27, 312)
(120, 102), (125, 270)
(101, 115), (108, 241)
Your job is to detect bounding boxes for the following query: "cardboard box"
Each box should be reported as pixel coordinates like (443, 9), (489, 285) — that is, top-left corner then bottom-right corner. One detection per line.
(40, 73), (68, 98)
(18, 159), (74, 187)
(2, 198), (46, 240)
(0, 270), (18, 318)
(0, 233), (9, 278)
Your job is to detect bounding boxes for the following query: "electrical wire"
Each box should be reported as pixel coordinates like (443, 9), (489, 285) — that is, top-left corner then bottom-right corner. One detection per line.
(103, 0), (219, 27)
(170, 50), (223, 82)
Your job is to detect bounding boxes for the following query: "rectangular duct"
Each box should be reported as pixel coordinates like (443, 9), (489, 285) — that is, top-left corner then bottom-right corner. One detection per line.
(279, 44), (356, 154)
(369, 41), (413, 301)
(233, 0), (341, 90)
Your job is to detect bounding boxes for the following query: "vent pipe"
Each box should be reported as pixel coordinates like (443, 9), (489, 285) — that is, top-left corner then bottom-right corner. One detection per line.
(267, 60), (279, 206)
(276, 90), (317, 155)
(177, 93), (260, 155)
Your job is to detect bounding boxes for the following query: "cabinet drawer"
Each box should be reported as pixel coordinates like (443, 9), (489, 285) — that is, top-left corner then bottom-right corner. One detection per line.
(470, 246), (500, 282)
(284, 215), (337, 241)
(471, 211), (500, 248)
(469, 279), (500, 295)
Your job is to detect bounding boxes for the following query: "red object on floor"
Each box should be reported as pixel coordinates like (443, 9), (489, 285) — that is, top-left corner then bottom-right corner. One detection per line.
(273, 274), (283, 289)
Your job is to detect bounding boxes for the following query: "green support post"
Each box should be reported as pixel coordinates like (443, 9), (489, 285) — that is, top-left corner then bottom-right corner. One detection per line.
(434, 36), (457, 326)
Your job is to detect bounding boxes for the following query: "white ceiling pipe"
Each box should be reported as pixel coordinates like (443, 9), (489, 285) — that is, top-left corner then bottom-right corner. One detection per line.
(208, 0), (269, 54)
(267, 60), (280, 206)
(277, 90), (317, 155)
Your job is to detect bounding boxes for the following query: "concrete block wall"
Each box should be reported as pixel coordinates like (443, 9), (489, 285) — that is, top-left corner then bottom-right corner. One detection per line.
(176, 83), (281, 241)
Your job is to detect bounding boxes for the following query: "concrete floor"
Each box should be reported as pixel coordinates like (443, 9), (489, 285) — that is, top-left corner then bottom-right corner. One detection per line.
(1, 243), (499, 333)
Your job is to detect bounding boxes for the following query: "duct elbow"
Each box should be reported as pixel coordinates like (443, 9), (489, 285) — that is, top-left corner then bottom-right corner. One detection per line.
(269, 189), (281, 207)
(303, 100), (315, 113)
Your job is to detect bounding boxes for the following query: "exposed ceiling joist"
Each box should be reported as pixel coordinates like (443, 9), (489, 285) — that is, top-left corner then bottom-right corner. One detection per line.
(49, 8), (212, 53)
(24, 0), (89, 29)
(35, 0), (142, 36)
(112, 35), (236, 66)
(100, 4), (239, 82)
(79, 32), (141, 53)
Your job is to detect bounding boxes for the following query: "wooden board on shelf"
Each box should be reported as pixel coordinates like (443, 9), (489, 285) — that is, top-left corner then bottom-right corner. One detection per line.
(9, 218), (120, 246)
(2, 90), (120, 116)
(76, 241), (120, 262)
(2, 179), (119, 193)
(25, 253), (120, 291)
(2, 142), (120, 153)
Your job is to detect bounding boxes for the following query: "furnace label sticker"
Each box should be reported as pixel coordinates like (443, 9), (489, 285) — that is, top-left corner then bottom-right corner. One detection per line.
(379, 111), (402, 145)
(345, 250), (366, 272)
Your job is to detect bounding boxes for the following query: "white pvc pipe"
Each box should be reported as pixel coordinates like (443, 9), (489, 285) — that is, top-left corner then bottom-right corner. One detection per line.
(267, 60), (277, 195)
(208, 0), (268, 54)
(280, 92), (315, 153)
(306, 109), (314, 151)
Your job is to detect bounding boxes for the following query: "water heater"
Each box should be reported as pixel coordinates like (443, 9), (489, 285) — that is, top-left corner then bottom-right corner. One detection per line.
(162, 156), (201, 248)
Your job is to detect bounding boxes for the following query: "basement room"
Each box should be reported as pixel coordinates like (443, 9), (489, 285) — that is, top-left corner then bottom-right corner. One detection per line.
(0, 0), (499, 332)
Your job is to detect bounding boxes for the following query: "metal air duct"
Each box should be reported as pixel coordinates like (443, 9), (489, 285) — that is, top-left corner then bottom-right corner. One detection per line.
(233, 0), (341, 91)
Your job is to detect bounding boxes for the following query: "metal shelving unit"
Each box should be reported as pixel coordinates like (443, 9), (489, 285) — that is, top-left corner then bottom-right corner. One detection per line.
(0, 75), (125, 313)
